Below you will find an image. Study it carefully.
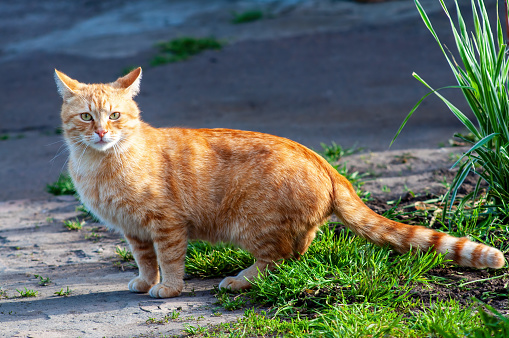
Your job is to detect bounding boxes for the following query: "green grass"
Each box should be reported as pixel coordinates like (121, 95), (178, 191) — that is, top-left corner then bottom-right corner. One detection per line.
(231, 10), (263, 24)
(186, 241), (255, 278)
(115, 246), (134, 262)
(63, 218), (84, 231)
(16, 288), (38, 298)
(318, 141), (362, 163)
(54, 287), (72, 297)
(146, 311), (181, 324)
(34, 274), (51, 286)
(214, 288), (247, 311)
(151, 37), (223, 66)
(46, 173), (76, 195)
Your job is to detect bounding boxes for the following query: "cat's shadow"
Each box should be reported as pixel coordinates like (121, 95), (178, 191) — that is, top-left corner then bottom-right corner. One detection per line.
(1, 290), (203, 321)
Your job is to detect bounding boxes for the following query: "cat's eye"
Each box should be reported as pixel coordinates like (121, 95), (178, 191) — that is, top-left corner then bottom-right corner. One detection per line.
(80, 113), (93, 121)
(109, 112), (120, 120)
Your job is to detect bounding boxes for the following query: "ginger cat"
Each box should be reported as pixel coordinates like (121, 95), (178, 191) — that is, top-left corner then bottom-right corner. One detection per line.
(54, 67), (505, 298)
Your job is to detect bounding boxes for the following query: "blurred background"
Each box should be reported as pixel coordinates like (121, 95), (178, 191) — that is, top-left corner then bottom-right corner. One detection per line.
(0, 0), (495, 200)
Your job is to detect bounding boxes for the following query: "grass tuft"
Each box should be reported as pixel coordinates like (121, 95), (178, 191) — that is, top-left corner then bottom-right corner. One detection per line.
(185, 240), (254, 278)
(34, 274), (51, 286)
(231, 10), (263, 24)
(214, 288), (247, 311)
(63, 218), (84, 231)
(16, 288), (38, 298)
(151, 37), (223, 66)
(54, 287), (72, 297)
(318, 141), (362, 163)
(46, 173), (75, 196)
(115, 246), (134, 262)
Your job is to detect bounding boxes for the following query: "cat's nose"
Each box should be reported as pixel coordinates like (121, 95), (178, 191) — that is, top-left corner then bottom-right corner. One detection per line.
(96, 129), (108, 139)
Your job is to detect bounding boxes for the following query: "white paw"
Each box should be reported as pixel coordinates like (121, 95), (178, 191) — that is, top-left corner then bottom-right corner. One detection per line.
(128, 277), (154, 293)
(219, 276), (252, 291)
(218, 277), (235, 290)
(148, 283), (182, 298)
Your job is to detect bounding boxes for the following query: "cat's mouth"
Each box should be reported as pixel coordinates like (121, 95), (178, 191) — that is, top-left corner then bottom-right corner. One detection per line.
(90, 138), (116, 151)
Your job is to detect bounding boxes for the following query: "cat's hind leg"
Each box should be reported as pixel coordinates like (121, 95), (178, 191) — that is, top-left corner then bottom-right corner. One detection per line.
(219, 260), (276, 291)
(218, 224), (320, 291)
(124, 234), (160, 293)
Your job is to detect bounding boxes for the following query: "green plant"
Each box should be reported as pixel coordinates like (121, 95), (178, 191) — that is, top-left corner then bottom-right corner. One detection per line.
(46, 173), (76, 195)
(428, 302), (509, 338)
(63, 218), (84, 231)
(0, 134), (9, 141)
(54, 287), (72, 297)
(183, 324), (207, 335)
(393, 0), (509, 217)
(34, 274), (51, 286)
(185, 241), (254, 278)
(146, 311), (181, 325)
(151, 37), (223, 66)
(85, 228), (102, 242)
(214, 288), (247, 311)
(115, 246), (134, 262)
(318, 141), (361, 163)
(231, 10), (263, 24)
(16, 288), (38, 298)
(403, 184), (416, 197)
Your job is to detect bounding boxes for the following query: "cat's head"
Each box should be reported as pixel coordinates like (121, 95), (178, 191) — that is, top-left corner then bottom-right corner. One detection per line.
(54, 68), (142, 152)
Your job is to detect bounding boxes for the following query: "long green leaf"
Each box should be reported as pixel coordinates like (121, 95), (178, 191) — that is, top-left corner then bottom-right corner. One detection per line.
(450, 132), (499, 169)
(390, 81), (475, 147)
(413, 73), (480, 137)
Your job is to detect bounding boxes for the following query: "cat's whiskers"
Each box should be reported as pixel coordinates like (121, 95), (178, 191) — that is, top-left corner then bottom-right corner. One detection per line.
(56, 137), (86, 175)
(72, 137), (91, 172)
(50, 144), (69, 163)
(49, 135), (81, 163)
(45, 138), (67, 146)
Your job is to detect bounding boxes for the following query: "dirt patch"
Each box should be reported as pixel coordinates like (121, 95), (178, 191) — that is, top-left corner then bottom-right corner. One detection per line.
(409, 266), (509, 314)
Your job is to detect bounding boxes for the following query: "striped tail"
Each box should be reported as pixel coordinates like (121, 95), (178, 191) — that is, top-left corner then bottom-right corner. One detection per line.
(332, 174), (505, 269)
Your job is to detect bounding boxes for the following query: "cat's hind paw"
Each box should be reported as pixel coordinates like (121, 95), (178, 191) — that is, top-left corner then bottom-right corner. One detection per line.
(128, 277), (156, 293)
(219, 276), (252, 291)
(148, 282), (182, 298)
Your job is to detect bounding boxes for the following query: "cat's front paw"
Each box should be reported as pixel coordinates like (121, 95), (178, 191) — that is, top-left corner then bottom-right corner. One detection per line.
(219, 276), (252, 291)
(148, 282), (182, 298)
(128, 277), (156, 293)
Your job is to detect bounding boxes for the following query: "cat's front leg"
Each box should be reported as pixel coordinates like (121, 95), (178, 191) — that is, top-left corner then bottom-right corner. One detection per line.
(124, 234), (160, 293)
(148, 227), (187, 298)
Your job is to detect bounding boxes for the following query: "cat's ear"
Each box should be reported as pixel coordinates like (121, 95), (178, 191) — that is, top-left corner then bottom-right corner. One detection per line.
(112, 67), (142, 98)
(54, 70), (81, 101)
